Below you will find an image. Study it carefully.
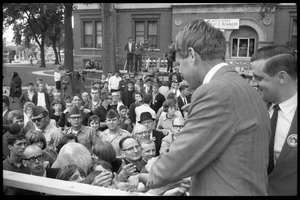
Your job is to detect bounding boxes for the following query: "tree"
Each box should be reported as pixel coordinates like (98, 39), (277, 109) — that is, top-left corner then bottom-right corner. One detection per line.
(63, 3), (74, 72)
(102, 3), (116, 74)
(3, 3), (64, 68)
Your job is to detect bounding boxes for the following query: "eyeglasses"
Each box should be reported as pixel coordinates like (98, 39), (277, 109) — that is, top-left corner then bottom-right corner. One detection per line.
(70, 116), (82, 120)
(32, 115), (46, 123)
(173, 125), (184, 129)
(123, 145), (141, 152)
(24, 154), (44, 163)
(135, 131), (149, 136)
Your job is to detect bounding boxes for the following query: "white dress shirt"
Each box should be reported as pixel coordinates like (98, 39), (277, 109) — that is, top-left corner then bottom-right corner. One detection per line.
(203, 63), (228, 84)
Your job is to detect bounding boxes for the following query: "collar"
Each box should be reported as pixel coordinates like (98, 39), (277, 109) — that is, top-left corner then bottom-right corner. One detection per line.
(7, 156), (24, 169)
(203, 62), (228, 84)
(269, 93), (297, 116)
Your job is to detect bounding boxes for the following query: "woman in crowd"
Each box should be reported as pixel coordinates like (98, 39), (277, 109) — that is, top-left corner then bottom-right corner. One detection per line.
(9, 71), (22, 103)
(56, 164), (86, 182)
(25, 130), (58, 168)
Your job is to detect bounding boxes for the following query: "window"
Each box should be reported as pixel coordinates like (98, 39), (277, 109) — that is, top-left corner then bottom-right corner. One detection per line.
(231, 38), (256, 58)
(83, 21), (102, 48)
(134, 20), (158, 48)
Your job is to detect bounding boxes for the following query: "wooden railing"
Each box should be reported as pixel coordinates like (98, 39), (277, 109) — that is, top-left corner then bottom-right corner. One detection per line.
(3, 170), (152, 196)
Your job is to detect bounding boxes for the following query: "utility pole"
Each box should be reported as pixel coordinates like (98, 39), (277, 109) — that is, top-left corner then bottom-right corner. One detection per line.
(102, 3), (116, 74)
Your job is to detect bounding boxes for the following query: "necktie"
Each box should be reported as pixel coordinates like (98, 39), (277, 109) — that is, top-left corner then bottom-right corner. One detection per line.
(183, 98), (186, 105)
(267, 104), (280, 174)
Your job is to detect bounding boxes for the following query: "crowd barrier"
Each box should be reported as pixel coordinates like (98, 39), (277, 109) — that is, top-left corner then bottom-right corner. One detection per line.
(3, 170), (153, 196)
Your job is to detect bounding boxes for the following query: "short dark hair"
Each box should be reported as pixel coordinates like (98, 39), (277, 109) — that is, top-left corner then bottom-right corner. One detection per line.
(7, 133), (26, 146)
(25, 130), (47, 150)
(27, 82), (34, 86)
(7, 110), (24, 125)
(119, 136), (136, 150)
(179, 84), (188, 92)
(250, 45), (297, 80)
(56, 134), (78, 153)
(88, 115), (100, 125)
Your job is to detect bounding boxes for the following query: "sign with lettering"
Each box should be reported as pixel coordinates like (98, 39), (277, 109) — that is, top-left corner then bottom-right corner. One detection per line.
(204, 19), (239, 29)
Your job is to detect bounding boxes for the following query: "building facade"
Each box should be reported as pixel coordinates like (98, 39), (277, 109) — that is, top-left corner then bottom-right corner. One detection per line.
(72, 3), (297, 74)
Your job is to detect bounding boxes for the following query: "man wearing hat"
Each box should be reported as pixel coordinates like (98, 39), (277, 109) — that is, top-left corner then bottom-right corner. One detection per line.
(99, 109), (131, 157)
(31, 106), (63, 151)
(65, 106), (98, 153)
(139, 111), (165, 156)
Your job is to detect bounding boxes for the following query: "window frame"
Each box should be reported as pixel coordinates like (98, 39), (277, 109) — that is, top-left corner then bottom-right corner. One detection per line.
(132, 14), (160, 49)
(231, 37), (256, 58)
(82, 20), (103, 49)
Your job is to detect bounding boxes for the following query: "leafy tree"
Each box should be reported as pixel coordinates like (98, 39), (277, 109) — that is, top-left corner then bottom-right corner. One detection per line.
(3, 3), (64, 68)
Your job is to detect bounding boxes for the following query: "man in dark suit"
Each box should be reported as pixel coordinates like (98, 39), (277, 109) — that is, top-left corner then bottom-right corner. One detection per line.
(150, 83), (166, 113)
(139, 112), (165, 156)
(19, 82), (36, 108)
(141, 78), (152, 94)
(177, 84), (191, 116)
(120, 80), (135, 108)
(145, 19), (270, 195)
(251, 45), (297, 195)
(124, 37), (136, 73)
(32, 83), (51, 112)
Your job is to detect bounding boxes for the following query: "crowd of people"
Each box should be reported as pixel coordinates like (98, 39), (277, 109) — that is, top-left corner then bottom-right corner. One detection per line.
(3, 18), (297, 196)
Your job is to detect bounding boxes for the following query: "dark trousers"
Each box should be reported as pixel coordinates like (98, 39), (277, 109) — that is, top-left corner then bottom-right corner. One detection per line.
(135, 54), (142, 72)
(55, 81), (61, 91)
(167, 59), (173, 73)
(126, 53), (134, 73)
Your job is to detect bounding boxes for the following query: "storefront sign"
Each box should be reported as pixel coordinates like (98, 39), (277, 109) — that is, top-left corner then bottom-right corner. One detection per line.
(205, 19), (239, 29)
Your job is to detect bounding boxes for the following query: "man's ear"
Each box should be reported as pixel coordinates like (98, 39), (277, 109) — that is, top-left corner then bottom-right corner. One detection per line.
(278, 71), (287, 85)
(187, 47), (197, 65)
(67, 118), (71, 123)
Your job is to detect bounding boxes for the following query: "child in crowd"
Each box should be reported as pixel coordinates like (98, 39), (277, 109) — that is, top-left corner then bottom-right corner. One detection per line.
(87, 115), (102, 143)
(47, 86), (54, 103)
(58, 98), (73, 131)
(81, 92), (91, 109)
(118, 105), (132, 132)
(50, 99), (63, 126)
(101, 81), (109, 94)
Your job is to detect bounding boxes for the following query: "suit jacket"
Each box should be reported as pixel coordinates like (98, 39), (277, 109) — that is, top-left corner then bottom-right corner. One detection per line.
(120, 89), (135, 108)
(150, 92), (166, 113)
(268, 107), (297, 195)
(125, 42), (136, 54)
(147, 65), (270, 195)
(177, 95), (191, 115)
(152, 130), (165, 157)
(19, 90), (36, 107)
(141, 85), (153, 94)
(32, 92), (51, 112)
